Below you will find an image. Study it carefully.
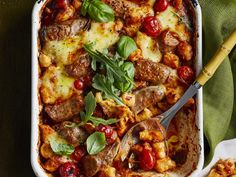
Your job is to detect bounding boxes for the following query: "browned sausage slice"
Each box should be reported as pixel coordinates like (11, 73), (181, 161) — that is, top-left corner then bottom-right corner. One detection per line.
(103, 0), (126, 17)
(81, 139), (120, 177)
(45, 96), (84, 122)
(53, 121), (88, 146)
(41, 17), (91, 41)
(132, 85), (166, 114)
(64, 54), (91, 78)
(161, 30), (179, 47)
(135, 59), (171, 84)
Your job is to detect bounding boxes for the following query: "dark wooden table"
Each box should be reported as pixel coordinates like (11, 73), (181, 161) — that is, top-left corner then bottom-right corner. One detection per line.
(0, 0), (36, 176)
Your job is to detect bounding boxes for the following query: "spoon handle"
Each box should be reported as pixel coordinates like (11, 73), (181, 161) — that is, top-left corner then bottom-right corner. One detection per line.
(196, 30), (236, 85)
(160, 29), (236, 129)
(160, 81), (201, 128)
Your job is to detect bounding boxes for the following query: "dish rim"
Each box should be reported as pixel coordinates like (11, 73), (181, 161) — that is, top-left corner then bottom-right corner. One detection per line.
(31, 0), (204, 176)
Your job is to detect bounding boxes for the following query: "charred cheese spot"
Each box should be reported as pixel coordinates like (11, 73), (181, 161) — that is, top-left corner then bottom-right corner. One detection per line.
(157, 6), (190, 41)
(40, 66), (75, 104)
(135, 31), (162, 62)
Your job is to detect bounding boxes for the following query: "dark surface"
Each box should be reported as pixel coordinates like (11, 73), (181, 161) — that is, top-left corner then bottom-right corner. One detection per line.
(0, 0), (35, 176)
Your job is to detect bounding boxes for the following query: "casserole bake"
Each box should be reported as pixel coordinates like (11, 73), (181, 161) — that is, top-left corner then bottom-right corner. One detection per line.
(31, 0), (203, 176)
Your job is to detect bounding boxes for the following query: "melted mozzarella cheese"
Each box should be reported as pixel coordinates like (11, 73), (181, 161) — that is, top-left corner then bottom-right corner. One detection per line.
(135, 31), (162, 62)
(43, 36), (83, 65)
(42, 21), (120, 65)
(40, 66), (75, 104)
(157, 6), (190, 41)
(83, 21), (120, 52)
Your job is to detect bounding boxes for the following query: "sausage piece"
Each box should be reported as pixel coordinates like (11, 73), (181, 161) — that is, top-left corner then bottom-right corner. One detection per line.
(64, 54), (91, 78)
(103, 0), (126, 17)
(161, 30), (179, 47)
(132, 86), (166, 114)
(135, 59), (171, 84)
(160, 30), (179, 53)
(45, 96), (84, 122)
(81, 140), (120, 177)
(54, 121), (88, 146)
(41, 17), (91, 41)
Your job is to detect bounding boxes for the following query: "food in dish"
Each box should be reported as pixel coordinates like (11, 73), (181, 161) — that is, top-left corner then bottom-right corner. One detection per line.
(37, 0), (197, 176)
(207, 159), (236, 177)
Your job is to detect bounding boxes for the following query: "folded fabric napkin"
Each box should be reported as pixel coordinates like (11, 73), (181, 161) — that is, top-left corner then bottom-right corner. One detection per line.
(199, 0), (236, 164)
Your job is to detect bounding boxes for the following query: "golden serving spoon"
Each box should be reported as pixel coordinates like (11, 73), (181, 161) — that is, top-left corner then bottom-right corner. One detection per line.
(119, 29), (236, 161)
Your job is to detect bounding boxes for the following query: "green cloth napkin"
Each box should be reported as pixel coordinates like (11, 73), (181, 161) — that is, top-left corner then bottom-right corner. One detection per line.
(198, 0), (236, 164)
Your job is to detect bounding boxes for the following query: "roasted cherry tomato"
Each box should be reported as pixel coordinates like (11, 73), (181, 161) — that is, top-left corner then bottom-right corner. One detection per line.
(139, 149), (156, 170)
(106, 130), (117, 144)
(55, 0), (69, 9)
(71, 146), (86, 162)
(154, 0), (169, 12)
(177, 66), (194, 83)
(74, 79), (84, 90)
(83, 75), (93, 86)
(59, 162), (79, 177)
(142, 16), (161, 37)
(97, 124), (114, 138)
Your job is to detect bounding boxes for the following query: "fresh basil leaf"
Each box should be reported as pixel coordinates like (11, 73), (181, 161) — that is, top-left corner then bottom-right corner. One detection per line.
(115, 62), (135, 92)
(90, 116), (118, 126)
(117, 36), (137, 59)
(86, 132), (106, 155)
(123, 62), (135, 78)
(81, 0), (90, 16)
(49, 136), (74, 156)
(87, 0), (115, 22)
(92, 74), (124, 105)
(85, 92), (96, 119)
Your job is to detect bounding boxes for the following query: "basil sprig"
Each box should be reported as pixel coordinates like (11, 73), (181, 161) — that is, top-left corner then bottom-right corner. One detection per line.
(81, 0), (115, 22)
(79, 92), (118, 126)
(49, 136), (74, 156)
(117, 36), (137, 59)
(86, 132), (106, 155)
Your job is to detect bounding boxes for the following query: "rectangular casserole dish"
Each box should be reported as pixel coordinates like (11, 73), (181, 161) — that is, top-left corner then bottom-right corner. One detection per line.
(31, 0), (204, 176)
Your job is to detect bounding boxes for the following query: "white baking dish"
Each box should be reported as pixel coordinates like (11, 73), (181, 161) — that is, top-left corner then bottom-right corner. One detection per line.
(31, 0), (203, 176)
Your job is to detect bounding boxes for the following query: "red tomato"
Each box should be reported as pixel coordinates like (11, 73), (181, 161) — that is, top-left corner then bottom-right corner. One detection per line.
(71, 147), (86, 162)
(139, 149), (156, 170)
(97, 124), (114, 138)
(177, 66), (194, 83)
(74, 79), (84, 90)
(154, 0), (169, 12)
(106, 130), (117, 144)
(55, 0), (69, 9)
(142, 16), (162, 37)
(83, 75), (93, 86)
(59, 162), (79, 177)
